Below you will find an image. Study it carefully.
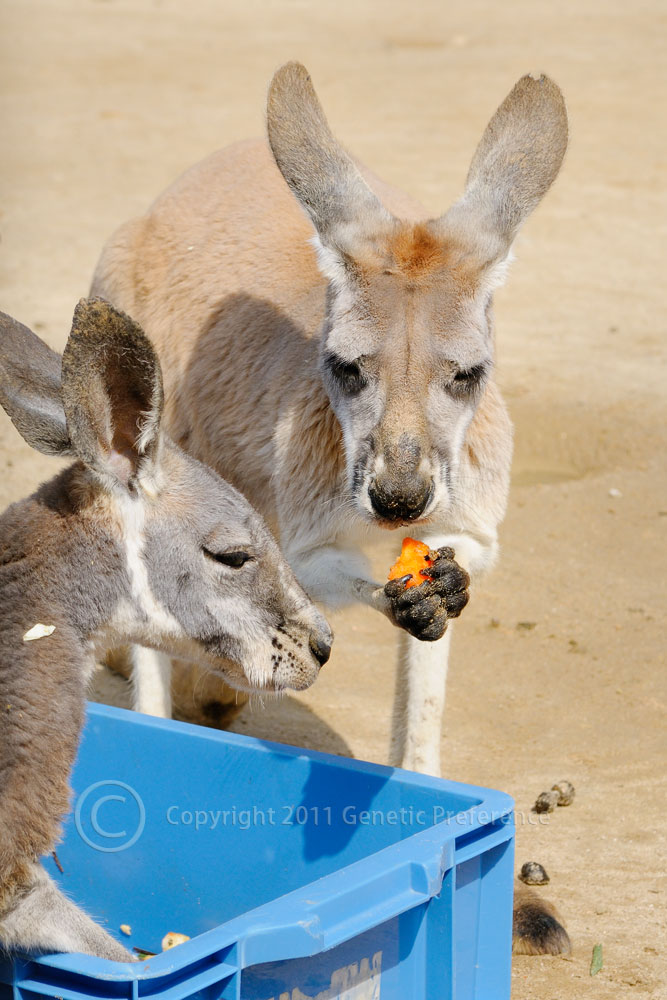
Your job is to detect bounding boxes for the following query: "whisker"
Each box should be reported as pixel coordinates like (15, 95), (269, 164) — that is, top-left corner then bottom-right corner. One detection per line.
(190, 665), (208, 710)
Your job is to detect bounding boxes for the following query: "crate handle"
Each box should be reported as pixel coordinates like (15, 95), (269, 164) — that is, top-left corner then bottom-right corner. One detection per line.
(241, 839), (453, 963)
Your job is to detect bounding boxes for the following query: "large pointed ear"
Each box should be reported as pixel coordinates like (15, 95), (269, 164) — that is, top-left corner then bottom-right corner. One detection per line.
(60, 298), (164, 490)
(0, 310), (72, 456)
(440, 74), (568, 264)
(267, 62), (393, 257)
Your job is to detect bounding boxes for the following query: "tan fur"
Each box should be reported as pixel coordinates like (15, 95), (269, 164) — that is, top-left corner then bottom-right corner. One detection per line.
(388, 223), (447, 277)
(91, 61), (567, 696)
(91, 65), (568, 954)
(90, 62), (567, 703)
(105, 646), (247, 724)
(364, 223), (478, 290)
(92, 140), (507, 528)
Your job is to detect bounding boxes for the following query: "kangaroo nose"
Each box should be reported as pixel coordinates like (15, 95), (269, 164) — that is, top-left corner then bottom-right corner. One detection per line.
(309, 634), (332, 667)
(368, 478), (434, 522)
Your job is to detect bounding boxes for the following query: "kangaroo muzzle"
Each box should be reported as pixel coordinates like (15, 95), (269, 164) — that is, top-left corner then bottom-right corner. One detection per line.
(368, 475), (434, 522)
(300, 606), (333, 668)
(367, 434), (434, 523)
(309, 633), (332, 666)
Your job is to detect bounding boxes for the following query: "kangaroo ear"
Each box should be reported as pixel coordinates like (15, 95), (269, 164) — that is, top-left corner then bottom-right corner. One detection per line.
(0, 311), (72, 456)
(61, 298), (164, 490)
(441, 74), (568, 264)
(267, 62), (393, 255)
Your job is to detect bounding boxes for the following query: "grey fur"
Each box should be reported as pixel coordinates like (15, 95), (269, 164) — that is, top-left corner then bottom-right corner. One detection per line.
(0, 298), (332, 960)
(267, 62), (392, 246)
(61, 297), (165, 488)
(0, 311), (72, 456)
(442, 73), (568, 260)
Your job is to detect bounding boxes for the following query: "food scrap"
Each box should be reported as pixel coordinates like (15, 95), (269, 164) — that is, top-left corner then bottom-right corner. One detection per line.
(119, 924), (131, 936)
(23, 623), (56, 642)
(388, 538), (434, 590)
(162, 931), (190, 951)
(132, 931), (190, 958)
(133, 947), (156, 960)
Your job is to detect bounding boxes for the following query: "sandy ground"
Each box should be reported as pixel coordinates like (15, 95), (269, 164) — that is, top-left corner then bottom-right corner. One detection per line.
(1, 1), (666, 996)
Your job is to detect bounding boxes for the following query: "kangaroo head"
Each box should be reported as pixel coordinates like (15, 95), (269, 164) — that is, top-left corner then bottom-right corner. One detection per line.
(268, 63), (568, 526)
(0, 299), (332, 692)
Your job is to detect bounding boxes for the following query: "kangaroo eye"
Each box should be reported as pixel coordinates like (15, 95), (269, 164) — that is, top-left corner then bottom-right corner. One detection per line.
(453, 365), (484, 383)
(204, 549), (253, 568)
(450, 364), (488, 393)
(324, 352), (367, 396)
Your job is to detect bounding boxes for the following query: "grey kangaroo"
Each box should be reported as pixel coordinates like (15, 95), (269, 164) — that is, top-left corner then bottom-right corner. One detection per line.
(0, 297), (332, 960)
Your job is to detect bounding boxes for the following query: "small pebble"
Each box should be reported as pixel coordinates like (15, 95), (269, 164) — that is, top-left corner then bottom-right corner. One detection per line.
(534, 790), (559, 813)
(518, 861), (550, 885)
(608, 488), (622, 498)
(552, 780), (575, 806)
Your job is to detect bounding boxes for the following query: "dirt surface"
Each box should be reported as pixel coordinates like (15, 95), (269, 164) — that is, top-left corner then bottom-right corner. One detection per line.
(1, 2), (665, 996)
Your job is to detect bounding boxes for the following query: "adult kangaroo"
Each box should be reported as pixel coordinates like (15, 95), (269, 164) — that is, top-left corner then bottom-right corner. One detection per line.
(92, 63), (568, 777)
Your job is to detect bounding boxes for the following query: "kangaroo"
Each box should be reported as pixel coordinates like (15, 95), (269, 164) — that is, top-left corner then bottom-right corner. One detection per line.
(0, 297), (332, 960)
(92, 63), (568, 778)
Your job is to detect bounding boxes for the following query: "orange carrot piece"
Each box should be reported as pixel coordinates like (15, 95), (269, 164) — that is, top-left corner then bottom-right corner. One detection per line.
(388, 537), (434, 589)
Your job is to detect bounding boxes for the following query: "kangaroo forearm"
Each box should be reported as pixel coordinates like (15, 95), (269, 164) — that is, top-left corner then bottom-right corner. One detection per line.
(288, 545), (391, 616)
(289, 527), (495, 613)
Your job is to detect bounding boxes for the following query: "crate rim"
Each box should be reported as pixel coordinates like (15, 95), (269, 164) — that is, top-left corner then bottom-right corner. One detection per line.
(84, 702), (513, 802)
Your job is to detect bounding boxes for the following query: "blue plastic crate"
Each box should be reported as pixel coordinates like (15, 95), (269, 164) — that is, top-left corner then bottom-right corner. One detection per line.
(1, 704), (514, 999)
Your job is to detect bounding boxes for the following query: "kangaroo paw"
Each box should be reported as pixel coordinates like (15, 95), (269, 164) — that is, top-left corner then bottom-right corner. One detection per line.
(0, 867), (134, 962)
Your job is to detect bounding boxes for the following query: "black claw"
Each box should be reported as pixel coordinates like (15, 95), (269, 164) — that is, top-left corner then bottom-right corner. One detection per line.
(385, 574), (412, 599)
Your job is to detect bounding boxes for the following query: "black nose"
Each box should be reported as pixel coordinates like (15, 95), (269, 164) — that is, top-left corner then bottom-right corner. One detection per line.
(309, 635), (332, 667)
(368, 478), (434, 522)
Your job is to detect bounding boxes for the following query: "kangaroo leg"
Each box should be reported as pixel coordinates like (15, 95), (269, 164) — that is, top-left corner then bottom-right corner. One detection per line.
(393, 532), (494, 775)
(0, 866), (133, 961)
(131, 645), (172, 718)
(392, 627), (452, 775)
